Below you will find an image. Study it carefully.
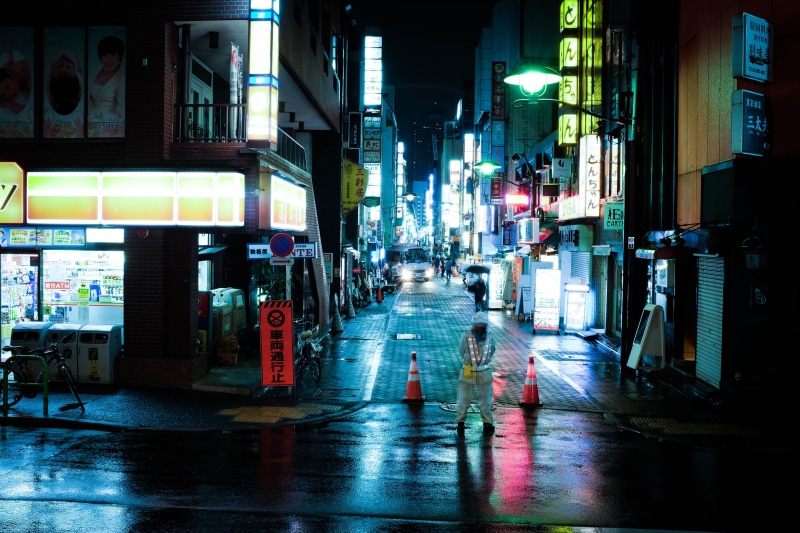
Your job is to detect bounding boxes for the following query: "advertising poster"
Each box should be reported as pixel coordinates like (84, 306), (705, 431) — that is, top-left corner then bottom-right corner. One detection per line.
(87, 26), (125, 138)
(0, 27), (35, 138)
(43, 27), (86, 138)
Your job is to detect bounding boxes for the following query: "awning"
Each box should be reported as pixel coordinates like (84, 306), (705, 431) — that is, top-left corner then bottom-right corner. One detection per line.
(542, 227), (559, 249)
(199, 246), (227, 256)
(342, 246), (360, 260)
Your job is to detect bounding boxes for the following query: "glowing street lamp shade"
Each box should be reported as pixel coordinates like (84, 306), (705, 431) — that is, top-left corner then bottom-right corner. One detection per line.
(504, 65), (562, 96)
(474, 161), (501, 176)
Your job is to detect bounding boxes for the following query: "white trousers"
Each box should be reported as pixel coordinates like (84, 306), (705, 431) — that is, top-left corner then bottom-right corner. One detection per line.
(454, 375), (493, 425)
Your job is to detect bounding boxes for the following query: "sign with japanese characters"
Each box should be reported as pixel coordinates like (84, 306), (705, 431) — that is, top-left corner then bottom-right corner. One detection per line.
(732, 90), (767, 157)
(733, 13), (772, 82)
(260, 300), (294, 386)
(342, 159), (368, 214)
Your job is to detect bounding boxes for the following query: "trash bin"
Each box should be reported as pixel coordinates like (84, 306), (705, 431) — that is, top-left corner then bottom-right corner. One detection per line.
(10, 322), (54, 352)
(43, 324), (83, 383)
(211, 287), (246, 333)
(77, 325), (122, 385)
(8, 322), (54, 379)
(212, 302), (233, 338)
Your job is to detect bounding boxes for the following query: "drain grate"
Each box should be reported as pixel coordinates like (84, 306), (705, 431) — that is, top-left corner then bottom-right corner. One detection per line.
(439, 402), (496, 413)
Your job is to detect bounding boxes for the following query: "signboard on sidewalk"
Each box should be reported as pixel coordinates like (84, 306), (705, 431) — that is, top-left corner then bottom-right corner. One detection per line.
(260, 300), (294, 386)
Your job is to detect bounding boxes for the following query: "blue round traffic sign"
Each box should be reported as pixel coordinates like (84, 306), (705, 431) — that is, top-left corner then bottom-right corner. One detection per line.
(270, 233), (294, 257)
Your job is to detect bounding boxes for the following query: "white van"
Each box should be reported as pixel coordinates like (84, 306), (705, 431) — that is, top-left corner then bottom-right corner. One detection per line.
(386, 244), (434, 285)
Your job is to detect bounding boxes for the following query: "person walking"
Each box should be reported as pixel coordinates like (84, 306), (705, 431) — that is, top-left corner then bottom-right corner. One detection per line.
(472, 276), (486, 312)
(445, 257), (452, 284)
(454, 311), (496, 433)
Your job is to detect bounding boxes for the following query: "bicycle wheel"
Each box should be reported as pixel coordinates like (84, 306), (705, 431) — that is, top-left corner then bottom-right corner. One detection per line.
(58, 362), (85, 412)
(294, 349), (306, 383)
(306, 345), (321, 383)
(4, 359), (37, 407)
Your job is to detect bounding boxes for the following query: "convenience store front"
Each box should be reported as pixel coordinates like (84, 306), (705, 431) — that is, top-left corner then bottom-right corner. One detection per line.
(0, 163), (246, 369)
(0, 228), (124, 347)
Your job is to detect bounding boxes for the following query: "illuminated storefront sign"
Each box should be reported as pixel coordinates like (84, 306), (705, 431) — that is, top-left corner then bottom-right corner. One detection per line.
(247, 0), (280, 143)
(0, 162), (24, 224)
(269, 174), (307, 231)
(26, 171), (245, 226)
(579, 135), (601, 217)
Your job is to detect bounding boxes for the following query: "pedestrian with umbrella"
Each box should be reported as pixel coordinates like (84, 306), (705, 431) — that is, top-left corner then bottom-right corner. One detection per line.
(465, 264), (490, 311)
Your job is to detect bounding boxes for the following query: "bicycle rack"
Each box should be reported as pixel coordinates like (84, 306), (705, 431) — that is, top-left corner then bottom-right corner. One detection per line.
(2, 355), (49, 416)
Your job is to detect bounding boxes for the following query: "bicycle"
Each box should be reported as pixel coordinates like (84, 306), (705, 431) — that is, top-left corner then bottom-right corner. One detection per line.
(293, 318), (322, 385)
(1, 331), (85, 413)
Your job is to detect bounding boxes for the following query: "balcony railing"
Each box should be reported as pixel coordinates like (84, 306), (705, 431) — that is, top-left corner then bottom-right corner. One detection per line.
(174, 103), (248, 143)
(173, 103), (307, 172)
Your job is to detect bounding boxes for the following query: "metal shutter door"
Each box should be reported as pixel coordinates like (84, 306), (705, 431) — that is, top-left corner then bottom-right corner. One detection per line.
(696, 256), (724, 389)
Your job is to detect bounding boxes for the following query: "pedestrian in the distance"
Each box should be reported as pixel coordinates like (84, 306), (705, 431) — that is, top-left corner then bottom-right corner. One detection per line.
(472, 276), (486, 312)
(454, 311), (496, 433)
(445, 257), (452, 284)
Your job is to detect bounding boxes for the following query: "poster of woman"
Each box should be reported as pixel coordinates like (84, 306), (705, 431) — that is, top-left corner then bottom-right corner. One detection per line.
(88, 26), (125, 138)
(43, 27), (85, 138)
(0, 27), (35, 138)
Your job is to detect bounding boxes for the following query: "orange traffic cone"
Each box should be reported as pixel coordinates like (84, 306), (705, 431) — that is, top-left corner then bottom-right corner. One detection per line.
(376, 284), (384, 303)
(402, 351), (425, 402)
(519, 354), (542, 407)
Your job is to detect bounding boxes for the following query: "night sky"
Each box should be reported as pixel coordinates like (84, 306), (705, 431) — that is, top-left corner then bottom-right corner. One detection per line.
(349, 0), (495, 143)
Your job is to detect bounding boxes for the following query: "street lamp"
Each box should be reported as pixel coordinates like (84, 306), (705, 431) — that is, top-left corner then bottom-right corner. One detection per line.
(503, 62), (562, 97)
(474, 161), (501, 176)
(504, 64), (632, 126)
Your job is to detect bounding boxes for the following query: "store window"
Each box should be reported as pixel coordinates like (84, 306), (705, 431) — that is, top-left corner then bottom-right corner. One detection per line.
(42, 250), (124, 325)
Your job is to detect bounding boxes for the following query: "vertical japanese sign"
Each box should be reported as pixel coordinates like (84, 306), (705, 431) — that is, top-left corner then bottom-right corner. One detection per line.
(490, 175), (504, 205)
(491, 62), (506, 121)
(348, 112), (362, 149)
(260, 300), (294, 386)
(342, 159), (367, 214)
(579, 135), (601, 217)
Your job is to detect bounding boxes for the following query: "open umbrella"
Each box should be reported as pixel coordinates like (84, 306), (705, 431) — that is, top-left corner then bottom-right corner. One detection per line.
(464, 264), (491, 275)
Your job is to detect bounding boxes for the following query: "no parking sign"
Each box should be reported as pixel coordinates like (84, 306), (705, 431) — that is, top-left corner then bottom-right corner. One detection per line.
(270, 233), (294, 257)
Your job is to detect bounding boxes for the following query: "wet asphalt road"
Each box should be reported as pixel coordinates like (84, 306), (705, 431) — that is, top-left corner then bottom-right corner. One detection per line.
(1, 277), (796, 530)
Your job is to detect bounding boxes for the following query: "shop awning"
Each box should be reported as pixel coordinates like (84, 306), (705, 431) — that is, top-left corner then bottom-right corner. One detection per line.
(539, 220), (559, 249)
(199, 246), (227, 256)
(342, 246), (360, 260)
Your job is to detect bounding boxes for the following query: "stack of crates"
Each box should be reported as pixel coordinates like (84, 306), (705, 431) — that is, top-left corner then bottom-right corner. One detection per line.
(215, 334), (238, 366)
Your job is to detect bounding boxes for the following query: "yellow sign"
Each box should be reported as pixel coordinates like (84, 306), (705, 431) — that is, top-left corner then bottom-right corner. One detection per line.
(342, 159), (368, 214)
(25, 171), (245, 226)
(77, 284), (90, 300)
(0, 162), (24, 224)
